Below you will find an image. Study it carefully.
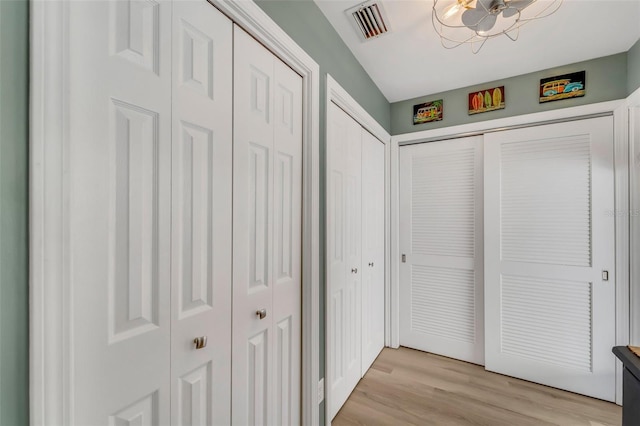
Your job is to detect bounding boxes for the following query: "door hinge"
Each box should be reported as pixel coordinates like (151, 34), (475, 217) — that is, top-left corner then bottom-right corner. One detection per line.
(401, 254), (406, 263)
(318, 378), (325, 403)
(602, 270), (609, 281)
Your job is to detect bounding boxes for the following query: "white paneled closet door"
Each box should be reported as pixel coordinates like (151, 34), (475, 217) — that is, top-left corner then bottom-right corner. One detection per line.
(361, 130), (385, 375)
(68, 1), (173, 423)
(170, 2), (232, 425)
(484, 117), (616, 401)
(232, 25), (303, 426)
(61, 1), (304, 425)
(632, 100), (640, 346)
(327, 102), (363, 420)
(399, 137), (484, 365)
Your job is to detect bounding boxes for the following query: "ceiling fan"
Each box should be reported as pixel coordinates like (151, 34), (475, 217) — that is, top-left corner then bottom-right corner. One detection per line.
(462, 0), (534, 33)
(432, 0), (563, 53)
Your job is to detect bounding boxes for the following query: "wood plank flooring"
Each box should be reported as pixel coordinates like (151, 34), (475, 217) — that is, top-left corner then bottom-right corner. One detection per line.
(332, 347), (621, 426)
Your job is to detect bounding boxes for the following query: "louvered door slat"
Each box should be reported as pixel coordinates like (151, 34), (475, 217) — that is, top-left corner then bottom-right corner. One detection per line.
(501, 136), (592, 267)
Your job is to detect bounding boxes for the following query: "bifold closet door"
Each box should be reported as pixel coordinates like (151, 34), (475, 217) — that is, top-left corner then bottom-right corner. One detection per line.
(232, 25), (303, 425)
(61, 1), (302, 424)
(327, 104), (385, 419)
(68, 1), (173, 423)
(170, 2), (232, 425)
(361, 131), (385, 375)
(327, 102), (363, 420)
(484, 117), (616, 401)
(399, 137), (484, 365)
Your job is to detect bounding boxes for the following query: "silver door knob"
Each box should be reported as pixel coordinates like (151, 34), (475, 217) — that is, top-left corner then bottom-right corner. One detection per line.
(369, 262), (374, 267)
(256, 308), (267, 320)
(193, 336), (207, 350)
(351, 268), (358, 274)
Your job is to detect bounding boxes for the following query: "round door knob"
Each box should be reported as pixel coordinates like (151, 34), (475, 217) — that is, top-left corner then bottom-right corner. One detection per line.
(256, 308), (267, 320)
(369, 262), (374, 267)
(351, 268), (358, 274)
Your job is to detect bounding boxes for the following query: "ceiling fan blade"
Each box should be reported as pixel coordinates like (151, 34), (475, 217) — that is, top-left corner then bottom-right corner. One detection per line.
(462, 8), (489, 28)
(476, 13), (498, 31)
(502, 0), (535, 17)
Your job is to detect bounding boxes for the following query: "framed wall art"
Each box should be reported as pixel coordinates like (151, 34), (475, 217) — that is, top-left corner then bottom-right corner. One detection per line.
(413, 99), (443, 124)
(539, 71), (586, 103)
(468, 86), (505, 115)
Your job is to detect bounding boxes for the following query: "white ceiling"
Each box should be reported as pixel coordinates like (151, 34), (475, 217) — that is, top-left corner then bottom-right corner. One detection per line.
(314, 0), (640, 103)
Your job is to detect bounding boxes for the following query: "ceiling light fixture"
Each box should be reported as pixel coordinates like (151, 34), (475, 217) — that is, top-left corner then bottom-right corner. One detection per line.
(432, 0), (563, 53)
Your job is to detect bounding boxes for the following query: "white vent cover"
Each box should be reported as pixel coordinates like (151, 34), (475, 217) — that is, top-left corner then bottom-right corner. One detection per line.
(347, 2), (390, 41)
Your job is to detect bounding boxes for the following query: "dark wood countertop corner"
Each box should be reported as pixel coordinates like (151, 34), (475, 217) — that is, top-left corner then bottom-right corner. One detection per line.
(613, 346), (640, 380)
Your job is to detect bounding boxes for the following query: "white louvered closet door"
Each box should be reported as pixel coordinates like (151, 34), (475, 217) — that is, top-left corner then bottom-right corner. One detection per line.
(484, 117), (616, 401)
(399, 136), (484, 365)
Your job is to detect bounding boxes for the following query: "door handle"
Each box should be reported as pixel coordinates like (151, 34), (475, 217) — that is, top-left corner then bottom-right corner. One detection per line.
(368, 262), (374, 267)
(256, 308), (267, 320)
(351, 268), (358, 274)
(193, 336), (208, 350)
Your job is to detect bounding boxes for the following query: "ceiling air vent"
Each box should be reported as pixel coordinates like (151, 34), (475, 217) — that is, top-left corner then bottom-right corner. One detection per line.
(348, 2), (390, 41)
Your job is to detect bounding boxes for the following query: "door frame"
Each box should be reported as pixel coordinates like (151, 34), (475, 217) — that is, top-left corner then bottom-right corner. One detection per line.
(29, 1), (321, 424)
(391, 99), (630, 404)
(628, 87), (640, 348)
(325, 75), (391, 425)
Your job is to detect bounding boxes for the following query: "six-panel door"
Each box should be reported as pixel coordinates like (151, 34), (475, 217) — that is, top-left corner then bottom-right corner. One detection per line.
(68, 1), (303, 424)
(361, 131), (385, 376)
(69, 0), (172, 423)
(327, 103), (363, 420)
(232, 25), (303, 426)
(170, 2), (233, 425)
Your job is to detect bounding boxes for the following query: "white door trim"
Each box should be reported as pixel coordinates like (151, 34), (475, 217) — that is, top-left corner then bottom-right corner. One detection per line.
(628, 86), (640, 348)
(390, 99), (630, 405)
(325, 75), (391, 426)
(29, 1), (321, 425)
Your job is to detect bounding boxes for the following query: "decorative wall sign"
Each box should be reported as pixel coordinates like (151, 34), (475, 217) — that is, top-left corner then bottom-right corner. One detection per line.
(539, 71), (586, 103)
(468, 86), (505, 115)
(413, 99), (443, 124)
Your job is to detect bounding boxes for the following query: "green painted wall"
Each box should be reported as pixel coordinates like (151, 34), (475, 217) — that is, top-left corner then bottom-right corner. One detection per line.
(0, 0), (30, 425)
(254, 1), (391, 423)
(628, 38), (640, 95)
(391, 53), (628, 135)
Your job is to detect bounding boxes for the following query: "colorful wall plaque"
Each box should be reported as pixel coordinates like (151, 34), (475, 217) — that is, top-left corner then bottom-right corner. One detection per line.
(413, 99), (443, 124)
(539, 71), (586, 103)
(468, 86), (505, 115)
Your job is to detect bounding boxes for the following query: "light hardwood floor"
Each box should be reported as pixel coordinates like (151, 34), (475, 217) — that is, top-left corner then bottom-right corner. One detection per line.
(332, 347), (621, 426)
